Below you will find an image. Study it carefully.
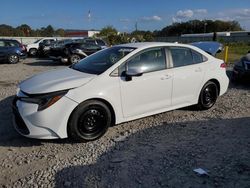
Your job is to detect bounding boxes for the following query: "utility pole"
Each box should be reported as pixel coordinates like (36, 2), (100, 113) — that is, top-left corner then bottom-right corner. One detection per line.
(135, 21), (138, 31)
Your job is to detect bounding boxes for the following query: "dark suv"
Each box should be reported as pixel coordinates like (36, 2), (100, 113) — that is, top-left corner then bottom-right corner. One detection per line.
(0, 39), (27, 64)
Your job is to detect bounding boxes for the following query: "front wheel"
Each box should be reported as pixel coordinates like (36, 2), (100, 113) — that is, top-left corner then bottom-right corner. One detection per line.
(8, 54), (19, 64)
(197, 81), (218, 110)
(69, 54), (81, 64)
(68, 100), (112, 141)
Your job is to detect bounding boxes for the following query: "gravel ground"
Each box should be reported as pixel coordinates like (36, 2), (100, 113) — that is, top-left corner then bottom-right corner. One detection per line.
(0, 58), (249, 188)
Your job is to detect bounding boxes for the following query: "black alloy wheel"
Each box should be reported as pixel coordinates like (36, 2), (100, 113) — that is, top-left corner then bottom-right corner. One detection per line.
(197, 81), (218, 110)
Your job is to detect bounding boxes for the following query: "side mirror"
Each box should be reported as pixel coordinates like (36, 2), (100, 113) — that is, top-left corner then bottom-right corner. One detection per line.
(123, 68), (143, 81)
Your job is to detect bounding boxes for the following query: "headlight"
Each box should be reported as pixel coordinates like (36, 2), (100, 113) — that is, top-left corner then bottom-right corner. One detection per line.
(19, 90), (68, 111)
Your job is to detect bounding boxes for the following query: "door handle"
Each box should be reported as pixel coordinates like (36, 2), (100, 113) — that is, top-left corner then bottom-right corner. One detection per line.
(195, 67), (202, 72)
(161, 75), (172, 80)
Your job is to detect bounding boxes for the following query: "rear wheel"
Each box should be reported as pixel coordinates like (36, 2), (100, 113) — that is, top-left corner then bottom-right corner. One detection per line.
(197, 81), (218, 110)
(29, 48), (37, 56)
(68, 100), (112, 141)
(8, 54), (19, 64)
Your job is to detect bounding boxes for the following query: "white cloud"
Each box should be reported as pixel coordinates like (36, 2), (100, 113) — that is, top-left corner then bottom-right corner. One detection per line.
(176, 9), (194, 19)
(172, 9), (208, 22)
(216, 9), (250, 21)
(140, 15), (162, 22)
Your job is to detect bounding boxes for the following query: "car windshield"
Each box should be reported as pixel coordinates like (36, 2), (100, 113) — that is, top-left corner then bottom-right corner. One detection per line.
(34, 39), (42, 43)
(71, 46), (135, 75)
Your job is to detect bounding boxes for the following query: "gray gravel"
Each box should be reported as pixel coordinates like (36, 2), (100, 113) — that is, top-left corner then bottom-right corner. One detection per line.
(0, 58), (249, 188)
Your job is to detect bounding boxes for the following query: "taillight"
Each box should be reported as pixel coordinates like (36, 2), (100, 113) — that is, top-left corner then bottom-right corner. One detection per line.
(220, 62), (226, 68)
(19, 44), (26, 51)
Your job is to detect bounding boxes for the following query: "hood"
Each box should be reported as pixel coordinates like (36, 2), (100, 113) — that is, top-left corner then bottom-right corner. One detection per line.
(191, 41), (223, 56)
(19, 67), (96, 94)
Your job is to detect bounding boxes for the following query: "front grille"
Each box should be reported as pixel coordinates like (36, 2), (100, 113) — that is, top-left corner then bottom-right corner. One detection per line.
(12, 97), (30, 135)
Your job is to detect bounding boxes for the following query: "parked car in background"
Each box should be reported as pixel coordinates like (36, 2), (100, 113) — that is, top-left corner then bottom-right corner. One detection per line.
(37, 40), (57, 58)
(13, 42), (229, 141)
(66, 42), (102, 64)
(0, 39), (27, 64)
(232, 51), (250, 82)
(83, 38), (108, 49)
(26, 38), (57, 56)
(49, 41), (101, 64)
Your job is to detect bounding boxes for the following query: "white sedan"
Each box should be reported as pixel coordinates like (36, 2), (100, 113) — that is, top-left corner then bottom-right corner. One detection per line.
(13, 42), (229, 141)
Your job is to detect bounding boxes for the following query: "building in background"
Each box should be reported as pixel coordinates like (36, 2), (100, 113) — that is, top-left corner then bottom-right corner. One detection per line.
(64, 30), (100, 37)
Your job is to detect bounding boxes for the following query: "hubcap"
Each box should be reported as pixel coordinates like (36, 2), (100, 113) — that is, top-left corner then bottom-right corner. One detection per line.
(71, 56), (80, 63)
(10, 55), (18, 63)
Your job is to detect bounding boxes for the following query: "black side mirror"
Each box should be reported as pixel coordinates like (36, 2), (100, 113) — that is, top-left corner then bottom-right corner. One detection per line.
(122, 68), (143, 81)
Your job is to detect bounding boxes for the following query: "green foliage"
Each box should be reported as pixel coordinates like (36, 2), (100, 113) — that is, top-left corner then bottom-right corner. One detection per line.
(97, 26), (118, 37)
(216, 43), (250, 63)
(155, 20), (243, 37)
(0, 24), (64, 37)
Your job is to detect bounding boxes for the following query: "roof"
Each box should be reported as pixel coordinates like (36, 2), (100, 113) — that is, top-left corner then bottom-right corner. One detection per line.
(116, 42), (193, 50)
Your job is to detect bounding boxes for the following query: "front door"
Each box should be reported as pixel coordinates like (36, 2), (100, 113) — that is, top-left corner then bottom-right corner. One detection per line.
(119, 47), (173, 118)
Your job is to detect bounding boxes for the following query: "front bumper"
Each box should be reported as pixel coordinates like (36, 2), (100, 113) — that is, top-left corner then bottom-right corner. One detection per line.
(12, 95), (78, 139)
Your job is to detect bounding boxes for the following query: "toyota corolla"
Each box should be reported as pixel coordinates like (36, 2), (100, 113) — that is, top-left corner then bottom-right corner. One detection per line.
(12, 42), (229, 141)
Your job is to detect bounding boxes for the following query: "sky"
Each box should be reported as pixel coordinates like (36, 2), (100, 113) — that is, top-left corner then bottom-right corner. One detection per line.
(1, 0), (250, 32)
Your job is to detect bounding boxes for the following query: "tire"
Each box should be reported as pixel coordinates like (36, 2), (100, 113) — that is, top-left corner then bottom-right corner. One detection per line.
(197, 81), (218, 110)
(69, 54), (81, 64)
(8, 54), (19, 64)
(29, 48), (38, 56)
(68, 100), (112, 141)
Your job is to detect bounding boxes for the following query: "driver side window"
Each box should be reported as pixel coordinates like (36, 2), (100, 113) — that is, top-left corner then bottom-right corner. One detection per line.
(125, 48), (166, 74)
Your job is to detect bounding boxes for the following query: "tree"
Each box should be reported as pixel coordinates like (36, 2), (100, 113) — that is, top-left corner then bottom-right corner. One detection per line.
(155, 20), (243, 37)
(55, 28), (65, 37)
(0, 24), (15, 36)
(16, 24), (32, 36)
(97, 26), (118, 37)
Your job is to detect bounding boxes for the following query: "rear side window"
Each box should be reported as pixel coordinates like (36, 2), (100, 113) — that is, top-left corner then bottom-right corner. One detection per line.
(170, 47), (193, 67)
(192, 50), (207, 63)
(5, 40), (19, 47)
(170, 47), (207, 67)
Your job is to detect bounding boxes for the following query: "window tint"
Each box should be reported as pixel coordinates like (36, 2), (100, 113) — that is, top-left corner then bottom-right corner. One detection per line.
(96, 39), (106, 46)
(127, 48), (166, 73)
(192, 50), (204, 64)
(85, 39), (96, 45)
(170, 47), (193, 67)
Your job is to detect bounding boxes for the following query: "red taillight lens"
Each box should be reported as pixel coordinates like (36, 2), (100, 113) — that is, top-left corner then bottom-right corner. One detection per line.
(220, 62), (226, 68)
(19, 44), (26, 51)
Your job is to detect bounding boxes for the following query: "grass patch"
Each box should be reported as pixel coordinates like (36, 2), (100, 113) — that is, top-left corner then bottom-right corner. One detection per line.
(216, 43), (250, 64)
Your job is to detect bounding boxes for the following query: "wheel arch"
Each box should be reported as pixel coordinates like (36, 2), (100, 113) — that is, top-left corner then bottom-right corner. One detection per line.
(67, 98), (116, 129)
(207, 78), (220, 96)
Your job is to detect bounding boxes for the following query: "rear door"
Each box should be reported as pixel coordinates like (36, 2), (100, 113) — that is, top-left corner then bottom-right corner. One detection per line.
(169, 47), (206, 106)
